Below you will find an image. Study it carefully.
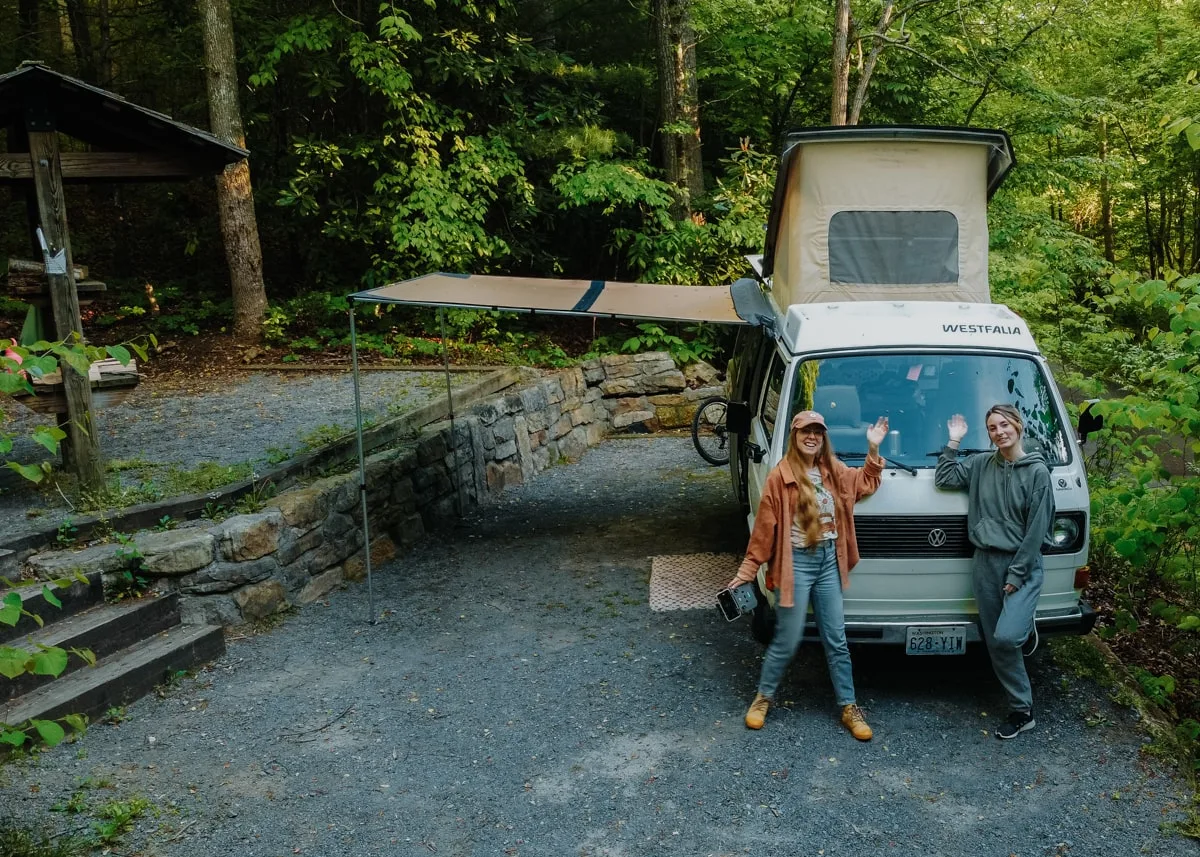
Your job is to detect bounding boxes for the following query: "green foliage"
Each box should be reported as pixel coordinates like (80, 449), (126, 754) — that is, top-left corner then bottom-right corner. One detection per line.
(264, 446), (293, 465)
(83, 461), (256, 512)
(300, 423), (350, 450)
(2, 335), (153, 486)
(0, 819), (88, 857)
(587, 322), (724, 366)
(106, 533), (148, 603)
(598, 143), (777, 287)
(90, 796), (151, 845)
(54, 520), (77, 548)
(45, 782), (154, 848)
(202, 502), (231, 523)
(247, 2), (548, 285)
(233, 480), (278, 516)
(1084, 273), (1200, 595)
(1133, 667), (1177, 711)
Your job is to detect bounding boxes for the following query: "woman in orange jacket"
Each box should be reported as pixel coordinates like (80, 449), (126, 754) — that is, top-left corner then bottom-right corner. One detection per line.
(727, 410), (888, 738)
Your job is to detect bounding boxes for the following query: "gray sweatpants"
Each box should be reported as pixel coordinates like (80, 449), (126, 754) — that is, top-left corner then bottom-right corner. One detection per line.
(973, 547), (1043, 714)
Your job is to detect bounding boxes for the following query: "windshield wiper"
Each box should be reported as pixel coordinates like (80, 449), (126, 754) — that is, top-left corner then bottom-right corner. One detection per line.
(837, 451), (917, 476)
(926, 448), (991, 456)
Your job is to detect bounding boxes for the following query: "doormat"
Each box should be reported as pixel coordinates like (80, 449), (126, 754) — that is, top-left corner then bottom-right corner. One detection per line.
(649, 553), (742, 611)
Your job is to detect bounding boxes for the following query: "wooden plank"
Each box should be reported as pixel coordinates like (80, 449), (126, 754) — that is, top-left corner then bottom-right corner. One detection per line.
(32, 361), (138, 386)
(0, 152), (212, 182)
(6, 273), (105, 296)
(10, 383), (138, 415)
(27, 131), (105, 490)
(9, 257), (88, 278)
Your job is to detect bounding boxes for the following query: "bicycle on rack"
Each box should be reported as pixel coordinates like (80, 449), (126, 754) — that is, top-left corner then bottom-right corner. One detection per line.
(691, 395), (730, 466)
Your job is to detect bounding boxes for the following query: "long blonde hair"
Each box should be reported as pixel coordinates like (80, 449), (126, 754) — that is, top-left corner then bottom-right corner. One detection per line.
(784, 424), (838, 548)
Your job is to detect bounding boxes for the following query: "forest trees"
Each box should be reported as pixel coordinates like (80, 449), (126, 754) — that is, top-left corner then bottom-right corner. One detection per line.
(0, 0), (1194, 321)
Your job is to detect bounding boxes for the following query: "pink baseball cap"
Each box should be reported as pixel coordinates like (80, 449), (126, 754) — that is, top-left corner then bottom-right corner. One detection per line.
(791, 411), (826, 431)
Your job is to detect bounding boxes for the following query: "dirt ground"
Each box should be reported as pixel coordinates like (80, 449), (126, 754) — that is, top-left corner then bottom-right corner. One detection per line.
(1, 437), (1195, 857)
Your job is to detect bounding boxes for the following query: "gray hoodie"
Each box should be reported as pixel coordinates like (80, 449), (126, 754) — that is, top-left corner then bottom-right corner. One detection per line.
(934, 445), (1055, 589)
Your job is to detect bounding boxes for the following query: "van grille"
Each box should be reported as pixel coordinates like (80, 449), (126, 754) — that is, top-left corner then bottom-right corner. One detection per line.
(854, 515), (972, 558)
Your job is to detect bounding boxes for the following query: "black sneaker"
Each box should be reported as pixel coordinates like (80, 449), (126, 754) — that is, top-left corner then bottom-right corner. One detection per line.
(1022, 624), (1040, 657)
(995, 710), (1035, 740)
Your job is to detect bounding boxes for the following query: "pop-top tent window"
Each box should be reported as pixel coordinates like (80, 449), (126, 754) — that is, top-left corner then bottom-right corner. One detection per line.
(828, 210), (959, 285)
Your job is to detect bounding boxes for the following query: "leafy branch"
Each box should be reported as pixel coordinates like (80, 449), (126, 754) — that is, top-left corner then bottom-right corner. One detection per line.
(1, 334), (156, 484)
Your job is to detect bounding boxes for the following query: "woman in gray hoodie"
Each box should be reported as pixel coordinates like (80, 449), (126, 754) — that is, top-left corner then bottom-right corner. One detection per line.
(934, 403), (1054, 740)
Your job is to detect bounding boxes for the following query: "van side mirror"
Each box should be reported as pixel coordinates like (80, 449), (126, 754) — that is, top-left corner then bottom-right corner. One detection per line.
(1077, 399), (1103, 442)
(725, 400), (752, 435)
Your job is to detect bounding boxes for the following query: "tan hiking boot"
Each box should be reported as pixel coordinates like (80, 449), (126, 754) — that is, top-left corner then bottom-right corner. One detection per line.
(841, 704), (873, 741)
(744, 693), (771, 730)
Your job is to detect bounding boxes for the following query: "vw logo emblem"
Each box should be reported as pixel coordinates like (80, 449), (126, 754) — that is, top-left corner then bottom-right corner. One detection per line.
(927, 528), (948, 548)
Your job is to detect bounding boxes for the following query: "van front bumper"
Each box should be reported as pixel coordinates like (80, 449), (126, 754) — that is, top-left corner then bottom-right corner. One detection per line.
(800, 600), (1098, 646)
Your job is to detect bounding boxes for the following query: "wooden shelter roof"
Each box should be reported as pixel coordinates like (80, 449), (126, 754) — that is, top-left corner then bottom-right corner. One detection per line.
(0, 63), (248, 182)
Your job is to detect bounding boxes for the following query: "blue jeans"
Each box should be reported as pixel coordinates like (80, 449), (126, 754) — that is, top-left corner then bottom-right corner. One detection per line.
(757, 541), (857, 706)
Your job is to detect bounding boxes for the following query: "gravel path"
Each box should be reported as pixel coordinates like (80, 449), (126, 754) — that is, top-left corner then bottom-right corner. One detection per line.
(0, 368), (481, 546)
(2, 437), (1194, 856)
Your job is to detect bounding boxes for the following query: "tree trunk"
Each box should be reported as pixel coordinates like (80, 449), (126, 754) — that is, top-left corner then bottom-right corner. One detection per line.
(1191, 167), (1200, 273)
(830, 0), (852, 125)
(1158, 187), (1167, 274)
(848, 0), (895, 125)
(97, 0), (112, 87)
(17, 0), (40, 60)
(653, 0), (704, 216)
(1100, 118), (1114, 263)
(1141, 191), (1157, 279)
(62, 0), (96, 81)
(199, 0), (268, 341)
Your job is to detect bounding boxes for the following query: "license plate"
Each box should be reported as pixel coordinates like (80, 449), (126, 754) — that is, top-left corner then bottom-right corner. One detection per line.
(905, 625), (967, 655)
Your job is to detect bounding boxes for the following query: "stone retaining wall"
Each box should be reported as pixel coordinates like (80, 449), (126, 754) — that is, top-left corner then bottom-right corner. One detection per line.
(22, 353), (723, 625)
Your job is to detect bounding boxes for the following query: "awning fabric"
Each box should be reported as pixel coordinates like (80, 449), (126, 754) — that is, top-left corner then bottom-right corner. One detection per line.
(351, 273), (757, 326)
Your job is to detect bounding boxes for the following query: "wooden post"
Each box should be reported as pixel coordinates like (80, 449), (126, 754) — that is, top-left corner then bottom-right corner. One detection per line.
(26, 122), (105, 492)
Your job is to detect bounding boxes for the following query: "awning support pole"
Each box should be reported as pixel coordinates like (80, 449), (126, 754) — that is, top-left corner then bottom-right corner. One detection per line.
(349, 303), (376, 624)
(439, 307), (464, 517)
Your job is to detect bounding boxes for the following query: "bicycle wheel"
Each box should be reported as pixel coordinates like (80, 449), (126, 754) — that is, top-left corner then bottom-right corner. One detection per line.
(691, 396), (730, 466)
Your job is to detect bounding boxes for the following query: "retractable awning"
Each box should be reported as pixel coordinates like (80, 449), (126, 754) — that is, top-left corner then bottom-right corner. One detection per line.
(344, 272), (772, 623)
(351, 273), (772, 327)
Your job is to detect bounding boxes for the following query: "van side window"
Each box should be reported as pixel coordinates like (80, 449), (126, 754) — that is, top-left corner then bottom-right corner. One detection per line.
(829, 210), (959, 285)
(759, 353), (786, 441)
(733, 327), (773, 410)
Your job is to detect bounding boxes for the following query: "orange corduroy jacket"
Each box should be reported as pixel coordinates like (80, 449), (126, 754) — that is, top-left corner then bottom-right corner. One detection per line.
(732, 454), (884, 607)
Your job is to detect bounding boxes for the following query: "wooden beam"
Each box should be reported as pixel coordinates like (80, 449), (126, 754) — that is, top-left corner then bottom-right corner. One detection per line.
(6, 273), (106, 296)
(0, 152), (217, 181)
(26, 131), (106, 492)
(10, 257), (88, 278)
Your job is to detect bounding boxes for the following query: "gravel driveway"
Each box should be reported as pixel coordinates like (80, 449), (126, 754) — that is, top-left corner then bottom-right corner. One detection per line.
(3, 437), (1193, 856)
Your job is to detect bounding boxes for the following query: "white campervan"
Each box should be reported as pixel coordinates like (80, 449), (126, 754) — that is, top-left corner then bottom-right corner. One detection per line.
(724, 126), (1096, 652)
(363, 124), (1096, 654)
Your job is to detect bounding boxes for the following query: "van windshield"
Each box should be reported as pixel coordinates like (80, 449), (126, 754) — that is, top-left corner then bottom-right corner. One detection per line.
(788, 353), (1071, 467)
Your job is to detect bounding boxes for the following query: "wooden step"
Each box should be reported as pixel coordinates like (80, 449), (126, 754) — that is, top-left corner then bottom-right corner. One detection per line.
(2, 593), (182, 701)
(0, 574), (103, 644)
(1, 624), (225, 726)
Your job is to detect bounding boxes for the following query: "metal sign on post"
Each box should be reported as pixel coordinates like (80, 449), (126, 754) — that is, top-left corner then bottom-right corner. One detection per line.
(35, 226), (68, 275)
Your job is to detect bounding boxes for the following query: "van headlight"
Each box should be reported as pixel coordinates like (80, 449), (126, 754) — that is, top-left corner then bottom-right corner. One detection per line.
(1045, 512), (1086, 554)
